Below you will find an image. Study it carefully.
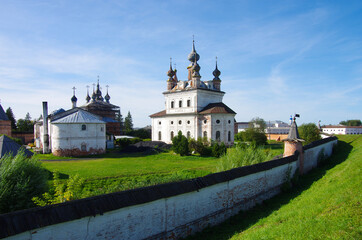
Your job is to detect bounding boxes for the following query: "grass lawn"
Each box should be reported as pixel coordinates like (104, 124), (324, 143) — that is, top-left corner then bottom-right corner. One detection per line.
(186, 135), (361, 240)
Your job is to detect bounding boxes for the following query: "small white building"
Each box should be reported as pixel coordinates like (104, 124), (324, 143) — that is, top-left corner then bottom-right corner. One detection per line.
(321, 125), (362, 135)
(35, 107), (106, 156)
(150, 41), (236, 145)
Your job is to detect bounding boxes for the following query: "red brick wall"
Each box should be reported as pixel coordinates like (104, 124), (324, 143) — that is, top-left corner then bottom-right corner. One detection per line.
(11, 132), (34, 144)
(0, 120), (12, 137)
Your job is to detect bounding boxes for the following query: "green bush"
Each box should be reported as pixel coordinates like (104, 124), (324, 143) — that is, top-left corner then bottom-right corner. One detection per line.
(189, 138), (212, 156)
(235, 128), (267, 146)
(115, 137), (142, 148)
(172, 131), (190, 156)
(0, 149), (48, 213)
(211, 142), (227, 157)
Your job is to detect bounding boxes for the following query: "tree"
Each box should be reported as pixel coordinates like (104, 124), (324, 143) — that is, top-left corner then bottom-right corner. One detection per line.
(124, 111), (133, 134)
(339, 119), (361, 126)
(16, 113), (34, 132)
(299, 123), (321, 145)
(249, 117), (267, 133)
(5, 107), (17, 130)
(0, 149), (48, 213)
(172, 131), (190, 156)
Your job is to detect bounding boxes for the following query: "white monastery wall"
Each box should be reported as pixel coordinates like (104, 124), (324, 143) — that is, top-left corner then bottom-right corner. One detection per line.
(3, 138), (337, 240)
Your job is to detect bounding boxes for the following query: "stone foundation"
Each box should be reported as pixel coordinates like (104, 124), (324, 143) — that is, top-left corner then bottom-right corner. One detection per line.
(52, 147), (106, 157)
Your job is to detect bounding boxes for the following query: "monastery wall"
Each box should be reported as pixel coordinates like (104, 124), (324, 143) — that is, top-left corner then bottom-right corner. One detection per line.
(1, 137), (337, 240)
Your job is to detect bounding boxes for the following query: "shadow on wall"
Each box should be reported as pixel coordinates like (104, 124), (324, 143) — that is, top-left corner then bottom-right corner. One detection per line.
(185, 140), (353, 240)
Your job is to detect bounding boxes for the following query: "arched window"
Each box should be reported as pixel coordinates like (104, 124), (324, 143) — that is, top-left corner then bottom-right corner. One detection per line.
(171, 101), (174, 108)
(170, 131), (174, 140)
(81, 143), (86, 151)
(187, 99), (191, 107)
(203, 131), (207, 138)
(81, 124), (86, 131)
(179, 100), (182, 108)
(187, 131), (191, 139)
(216, 131), (221, 141)
(158, 131), (162, 141)
(228, 131), (231, 142)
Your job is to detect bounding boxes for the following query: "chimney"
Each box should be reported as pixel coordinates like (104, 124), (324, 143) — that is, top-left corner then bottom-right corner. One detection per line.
(42, 101), (50, 154)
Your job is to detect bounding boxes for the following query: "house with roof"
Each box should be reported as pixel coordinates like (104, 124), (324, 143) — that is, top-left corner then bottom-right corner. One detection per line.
(150, 41), (236, 144)
(35, 107), (106, 156)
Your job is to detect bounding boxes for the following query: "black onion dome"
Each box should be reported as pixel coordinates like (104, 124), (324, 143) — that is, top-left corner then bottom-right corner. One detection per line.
(105, 92), (110, 101)
(86, 94), (91, 102)
(213, 63), (221, 80)
(71, 95), (77, 102)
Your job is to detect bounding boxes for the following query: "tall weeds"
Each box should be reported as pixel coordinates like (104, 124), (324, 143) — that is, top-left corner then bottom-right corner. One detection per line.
(217, 144), (274, 171)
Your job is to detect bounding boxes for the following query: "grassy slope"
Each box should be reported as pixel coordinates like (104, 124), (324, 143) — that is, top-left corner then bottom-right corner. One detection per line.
(187, 135), (361, 240)
(41, 152), (218, 179)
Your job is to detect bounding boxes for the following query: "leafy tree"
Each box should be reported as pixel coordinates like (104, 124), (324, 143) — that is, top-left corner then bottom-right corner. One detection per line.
(129, 128), (151, 139)
(339, 119), (361, 126)
(172, 131), (190, 156)
(211, 142), (227, 157)
(189, 137), (212, 156)
(0, 149), (48, 213)
(299, 123), (321, 145)
(235, 128), (267, 146)
(249, 117), (267, 133)
(5, 107), (17, 130)
(16, 113), (34, 132)
(124, 111), (133, 134)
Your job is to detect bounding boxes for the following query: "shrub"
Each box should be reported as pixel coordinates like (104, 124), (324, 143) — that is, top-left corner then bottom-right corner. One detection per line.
(211, 142), (227, 157)
(172, 131), (190, 156)
(235, 129), (267, 146)
(0, 149), (48, 213)
(189, 138), (212, 156)
(115, 137), (142, 148)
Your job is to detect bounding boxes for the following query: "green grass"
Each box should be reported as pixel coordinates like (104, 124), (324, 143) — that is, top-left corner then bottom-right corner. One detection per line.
(186, 135), (361, 240)
(41, 152), (218, 180)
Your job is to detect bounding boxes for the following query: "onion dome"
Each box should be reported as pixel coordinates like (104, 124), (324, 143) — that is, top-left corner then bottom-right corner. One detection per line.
(71, 95), (77, 102)
(71, 87), (77, 102)
(192, 62), (201, 77)
(213, 58), (221, 80)
(167, 58), (175, 80)
(187, 40), (200, 63)
(105, 85), (111, 103)
(86, 93), (91, 102)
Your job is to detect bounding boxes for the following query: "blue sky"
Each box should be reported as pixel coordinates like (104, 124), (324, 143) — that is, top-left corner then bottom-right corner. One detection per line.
(0, 0), (361, 127)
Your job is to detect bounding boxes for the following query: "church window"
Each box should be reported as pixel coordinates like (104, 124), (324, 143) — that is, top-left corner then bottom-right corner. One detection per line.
(228, 131), (231, 142)
(179, 120), (182, 125)
(101, 127), (104, 132)
(216, 131), (221, 141)
(228, 120), (231, 124)
(81, 124), (86, 131)
(171, 101), (174, 108)
(158, 131), (162, 140)
(203, 131), (207, 138)
(171, 131), (174, 139)
(216, 120), (220, 124)
(81, 143), (86, 151)
(179, 100), (182, 108)
(159, 121), (161, 125)
(187, 99), (191, 107)
(204, 119), (207, 124)
(187, 131), (191, 139)
(187, 120), (190, 124)
(171, 121), (174, 125)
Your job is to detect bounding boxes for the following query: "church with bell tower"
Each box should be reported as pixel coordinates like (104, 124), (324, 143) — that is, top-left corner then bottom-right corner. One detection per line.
(150, 41), (236, 144)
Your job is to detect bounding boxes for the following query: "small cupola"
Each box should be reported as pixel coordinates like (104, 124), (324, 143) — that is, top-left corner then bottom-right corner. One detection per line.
(86, 85), (91, 103)
(212, 57), (221, 91)
(71, 87), (77, 108)
(105, 85), (111, 103)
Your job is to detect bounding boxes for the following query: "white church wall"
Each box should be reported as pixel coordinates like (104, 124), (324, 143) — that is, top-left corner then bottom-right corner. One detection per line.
(51, 123), (106, 156)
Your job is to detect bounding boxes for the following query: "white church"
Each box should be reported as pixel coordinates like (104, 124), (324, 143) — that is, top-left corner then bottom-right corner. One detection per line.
(150, 41), (236, 145)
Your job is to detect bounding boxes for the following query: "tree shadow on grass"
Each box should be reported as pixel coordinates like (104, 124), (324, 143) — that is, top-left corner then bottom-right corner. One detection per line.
(185, 140), (353, 240)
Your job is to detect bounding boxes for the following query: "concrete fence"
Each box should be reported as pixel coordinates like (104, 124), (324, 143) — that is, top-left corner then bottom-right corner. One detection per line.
(0, 137), (337, 240)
